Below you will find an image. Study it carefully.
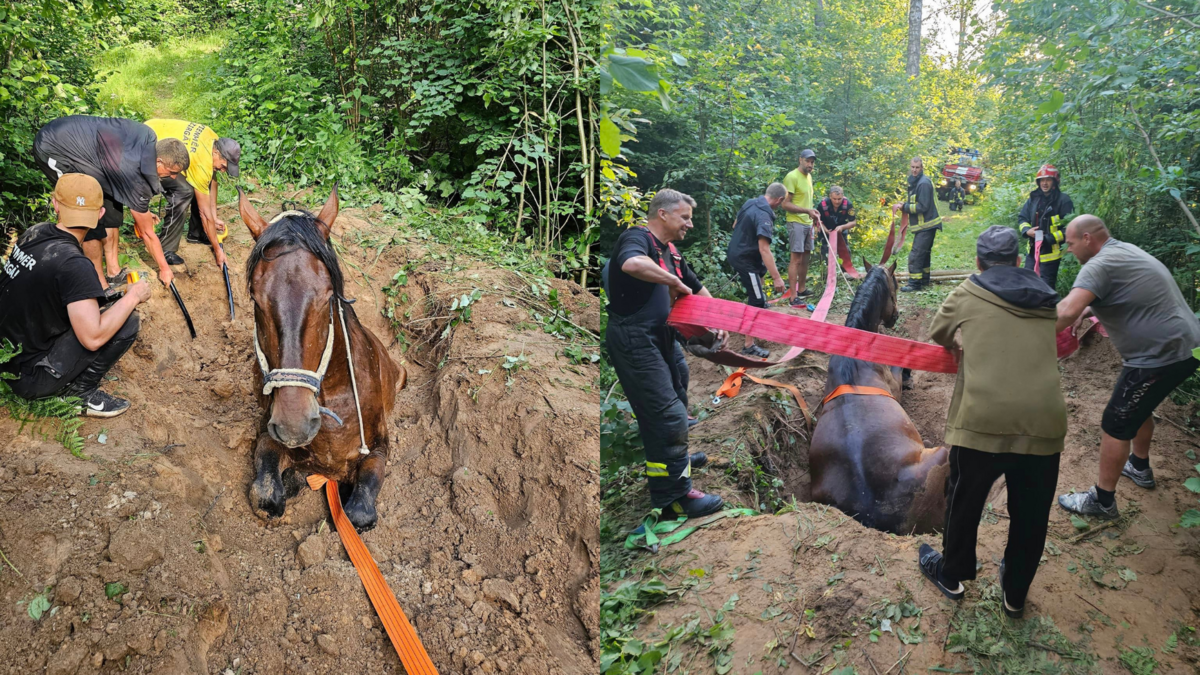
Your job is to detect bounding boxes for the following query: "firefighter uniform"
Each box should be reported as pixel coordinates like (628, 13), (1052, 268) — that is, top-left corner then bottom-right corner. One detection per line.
(606, 226), (722, 517)
(901, 172), (942, 290)
(1018, 165), (1074, 290)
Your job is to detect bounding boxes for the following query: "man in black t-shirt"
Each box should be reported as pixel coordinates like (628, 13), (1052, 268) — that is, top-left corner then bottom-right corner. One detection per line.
(725, 182), (787, 358)
(33, 115), (190, 291)
(607, 189), (726, 519)
(0, 174), (150, 417)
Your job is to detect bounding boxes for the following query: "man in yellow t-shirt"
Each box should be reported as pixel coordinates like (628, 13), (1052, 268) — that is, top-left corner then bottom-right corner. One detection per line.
(781, 149), (823, 306)
(144, 119), (241, 270)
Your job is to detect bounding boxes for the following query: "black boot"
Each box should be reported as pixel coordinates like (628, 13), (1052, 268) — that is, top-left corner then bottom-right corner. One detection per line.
(901, 279), (924, 292)
(689, 452), (708, 469)
(669, 489), (724, 519)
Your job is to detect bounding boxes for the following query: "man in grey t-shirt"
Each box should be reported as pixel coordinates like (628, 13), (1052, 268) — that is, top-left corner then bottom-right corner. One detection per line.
(1055, 215), (1200, 519)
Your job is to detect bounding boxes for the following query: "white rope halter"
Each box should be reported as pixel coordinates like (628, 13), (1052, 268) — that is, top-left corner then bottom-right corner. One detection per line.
(254, 298), (371, 455)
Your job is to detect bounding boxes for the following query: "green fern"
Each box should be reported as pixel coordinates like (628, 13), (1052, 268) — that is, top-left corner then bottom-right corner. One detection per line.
(0, 339), (88, 459)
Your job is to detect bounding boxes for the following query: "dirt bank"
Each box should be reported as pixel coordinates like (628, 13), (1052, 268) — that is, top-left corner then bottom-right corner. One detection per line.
(0, 193), (600, 674)
(624, 296), (1200, 673)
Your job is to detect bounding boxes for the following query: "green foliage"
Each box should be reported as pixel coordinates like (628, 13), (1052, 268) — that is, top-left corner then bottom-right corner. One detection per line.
(945, 581), (1098, 673)
(25, 592), (50, 621)
(1117, 644), (1159, 675)
(0, 340), (87, 458)
(104, 581), (127, 600)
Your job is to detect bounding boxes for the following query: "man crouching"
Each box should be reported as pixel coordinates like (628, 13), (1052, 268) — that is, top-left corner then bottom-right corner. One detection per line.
(0, 174), (150, 417)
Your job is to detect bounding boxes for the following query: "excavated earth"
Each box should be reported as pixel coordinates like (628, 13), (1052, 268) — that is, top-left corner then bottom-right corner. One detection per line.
(0, 193), (600, 674)
(627, 291), (1200, 673)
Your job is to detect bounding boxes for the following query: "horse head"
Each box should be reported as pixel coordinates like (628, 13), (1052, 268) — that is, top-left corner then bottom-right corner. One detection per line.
(855, 259), (900, 331)
(240, 188), (341, 448)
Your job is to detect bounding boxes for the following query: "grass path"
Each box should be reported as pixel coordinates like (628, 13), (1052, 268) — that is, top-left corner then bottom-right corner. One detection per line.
(93, 31), (228, 122)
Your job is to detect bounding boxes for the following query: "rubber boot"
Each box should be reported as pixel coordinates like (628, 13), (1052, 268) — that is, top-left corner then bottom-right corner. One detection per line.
(900, 279), (924, 292)
(669, 488), (724, 519)
(689, 452), (708, 469)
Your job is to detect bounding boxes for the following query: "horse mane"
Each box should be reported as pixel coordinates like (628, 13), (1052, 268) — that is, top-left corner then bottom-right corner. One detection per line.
(245, 210), (346, 299)
(829, 266), (893, 385)
(844, 266), (891, 331)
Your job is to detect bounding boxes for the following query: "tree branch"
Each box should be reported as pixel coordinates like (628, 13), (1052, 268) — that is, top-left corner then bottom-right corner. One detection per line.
(1136, 1), (1200, 29)
(1127, 103), (1200, 235)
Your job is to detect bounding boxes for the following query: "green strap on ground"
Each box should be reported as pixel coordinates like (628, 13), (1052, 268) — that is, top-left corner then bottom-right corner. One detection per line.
(625, 508), (758, 551)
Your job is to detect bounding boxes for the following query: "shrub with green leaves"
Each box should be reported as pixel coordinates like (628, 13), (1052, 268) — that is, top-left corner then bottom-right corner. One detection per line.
(0, 339), (86, 458)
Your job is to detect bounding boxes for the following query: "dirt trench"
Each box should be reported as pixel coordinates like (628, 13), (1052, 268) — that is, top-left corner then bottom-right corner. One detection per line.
(0, 198), (600, 674)
(639, 301), (1200, 673)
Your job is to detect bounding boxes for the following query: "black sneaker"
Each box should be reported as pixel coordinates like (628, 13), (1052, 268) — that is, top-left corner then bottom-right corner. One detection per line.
(1121, 459), (1156, 489)
(917, 543), (964, 600)
(999, 559), (1024, 619)
(186, 232), (211, 246)
(669, 489), (724, 519)
(689, 452), (708, 469)
(80, 390), (131, 418)
(164, 251), (185, 266)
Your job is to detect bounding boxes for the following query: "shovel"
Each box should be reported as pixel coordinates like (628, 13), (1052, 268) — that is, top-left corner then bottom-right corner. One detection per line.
(217, 226), (234, 320)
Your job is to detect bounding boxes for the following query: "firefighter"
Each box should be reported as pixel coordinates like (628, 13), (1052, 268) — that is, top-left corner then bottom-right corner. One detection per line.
(606, 189), (725, 518)
(1018, 164), (1074, 290)
(892, 157), (942, 292)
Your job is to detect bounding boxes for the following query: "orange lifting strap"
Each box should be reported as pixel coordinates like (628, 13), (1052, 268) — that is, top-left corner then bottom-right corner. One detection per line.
(307, 474), (439, 674)
(821, 384), (895, 407)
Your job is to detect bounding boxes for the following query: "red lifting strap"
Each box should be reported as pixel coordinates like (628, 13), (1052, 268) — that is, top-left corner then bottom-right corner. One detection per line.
(669, 295), (1094, 374)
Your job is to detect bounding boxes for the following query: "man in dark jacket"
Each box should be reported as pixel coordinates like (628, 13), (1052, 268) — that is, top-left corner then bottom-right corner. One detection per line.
(0, 174), (150, 417)
(892, 157), (942, 292)
(607, 189), (725, 519)
(725, 182), (787, 358)
(33, 115), (189, 290)
(815, 185), (858, 269)
(918, 226), (1066, 619)
(1018, 164), (1074, 290)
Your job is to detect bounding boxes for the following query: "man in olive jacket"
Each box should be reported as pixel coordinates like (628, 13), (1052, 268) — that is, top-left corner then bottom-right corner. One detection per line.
(916, 226), (1067, 620)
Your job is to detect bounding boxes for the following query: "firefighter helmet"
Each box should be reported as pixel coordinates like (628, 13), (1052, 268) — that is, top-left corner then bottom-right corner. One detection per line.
(1035, 164), (1059, 185)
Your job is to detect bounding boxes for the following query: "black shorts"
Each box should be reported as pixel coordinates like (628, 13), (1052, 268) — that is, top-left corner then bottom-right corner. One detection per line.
(82, 196), (125, 242)
(737, 270), (767, 308)
(1101, 356), (1200, 440)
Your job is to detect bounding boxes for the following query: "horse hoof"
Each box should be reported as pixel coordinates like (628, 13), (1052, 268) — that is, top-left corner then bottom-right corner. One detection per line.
(249, 483), (287, 521)
(343, 499), (378, 532)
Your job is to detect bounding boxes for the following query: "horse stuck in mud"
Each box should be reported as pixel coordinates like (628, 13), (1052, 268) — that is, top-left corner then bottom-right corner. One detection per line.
(809, 261), (949, 534)
(238, 187), (405, 531)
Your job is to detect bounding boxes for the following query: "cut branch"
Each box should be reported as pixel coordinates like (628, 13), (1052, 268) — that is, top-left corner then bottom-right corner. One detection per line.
(1128, 103), (1200, 235)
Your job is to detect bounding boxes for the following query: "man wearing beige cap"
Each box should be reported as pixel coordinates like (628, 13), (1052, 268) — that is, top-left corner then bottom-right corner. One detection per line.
(0, 174), (150, 418)
(144, 119), (241, 268)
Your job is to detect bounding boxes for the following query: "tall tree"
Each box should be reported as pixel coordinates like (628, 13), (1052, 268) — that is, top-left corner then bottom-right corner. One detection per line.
(906, 0), (922, 77)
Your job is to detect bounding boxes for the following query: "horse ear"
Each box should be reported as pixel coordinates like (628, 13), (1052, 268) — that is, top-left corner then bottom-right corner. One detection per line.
(238, 188), (268, 240)
(315, 184), (339, 240)
(863, 257), (873, 272)
(888, 261), (897, 276)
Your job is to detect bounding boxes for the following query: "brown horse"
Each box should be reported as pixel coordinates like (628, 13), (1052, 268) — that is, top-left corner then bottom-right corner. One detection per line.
(238, 188), (404, 530)
(808, 261), (948, 534)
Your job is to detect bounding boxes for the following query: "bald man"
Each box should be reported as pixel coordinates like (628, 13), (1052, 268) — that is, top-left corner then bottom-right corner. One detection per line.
(1056, 215), (1200, 519)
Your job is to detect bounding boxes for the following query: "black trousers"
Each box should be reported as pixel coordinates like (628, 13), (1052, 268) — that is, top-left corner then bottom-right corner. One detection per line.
(607, 315), (693, 507)
(908, 228), (937, 279)
(9, 313), (140, 400)
(160, 175), (206, 253)
(1023, 254), (1060, 291)
(941, 446), (1060, 608)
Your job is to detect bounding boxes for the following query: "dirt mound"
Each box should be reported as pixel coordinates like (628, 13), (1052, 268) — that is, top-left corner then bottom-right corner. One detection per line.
(0, 198), (599, 673)
(630, 301), (1200, 673)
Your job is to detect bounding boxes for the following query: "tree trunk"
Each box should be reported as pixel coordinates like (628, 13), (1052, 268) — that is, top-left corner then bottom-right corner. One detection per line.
(814, 0), (825, 28)
(906, 0), (923, 78)
(956, 2), (968, 66)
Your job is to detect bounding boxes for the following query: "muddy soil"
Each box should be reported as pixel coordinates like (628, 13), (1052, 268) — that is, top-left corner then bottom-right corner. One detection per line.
(0, 193), (600, 674)
(637, 293), (1200, 673)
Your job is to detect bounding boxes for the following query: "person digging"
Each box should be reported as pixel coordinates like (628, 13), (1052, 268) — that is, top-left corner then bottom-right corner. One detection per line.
(144, 119), (241, 270)
(33, 115), (189, 292)
(917, 225), (1066, 619)
(606, 189), (725, 518)
(0, 174), (151, 418)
